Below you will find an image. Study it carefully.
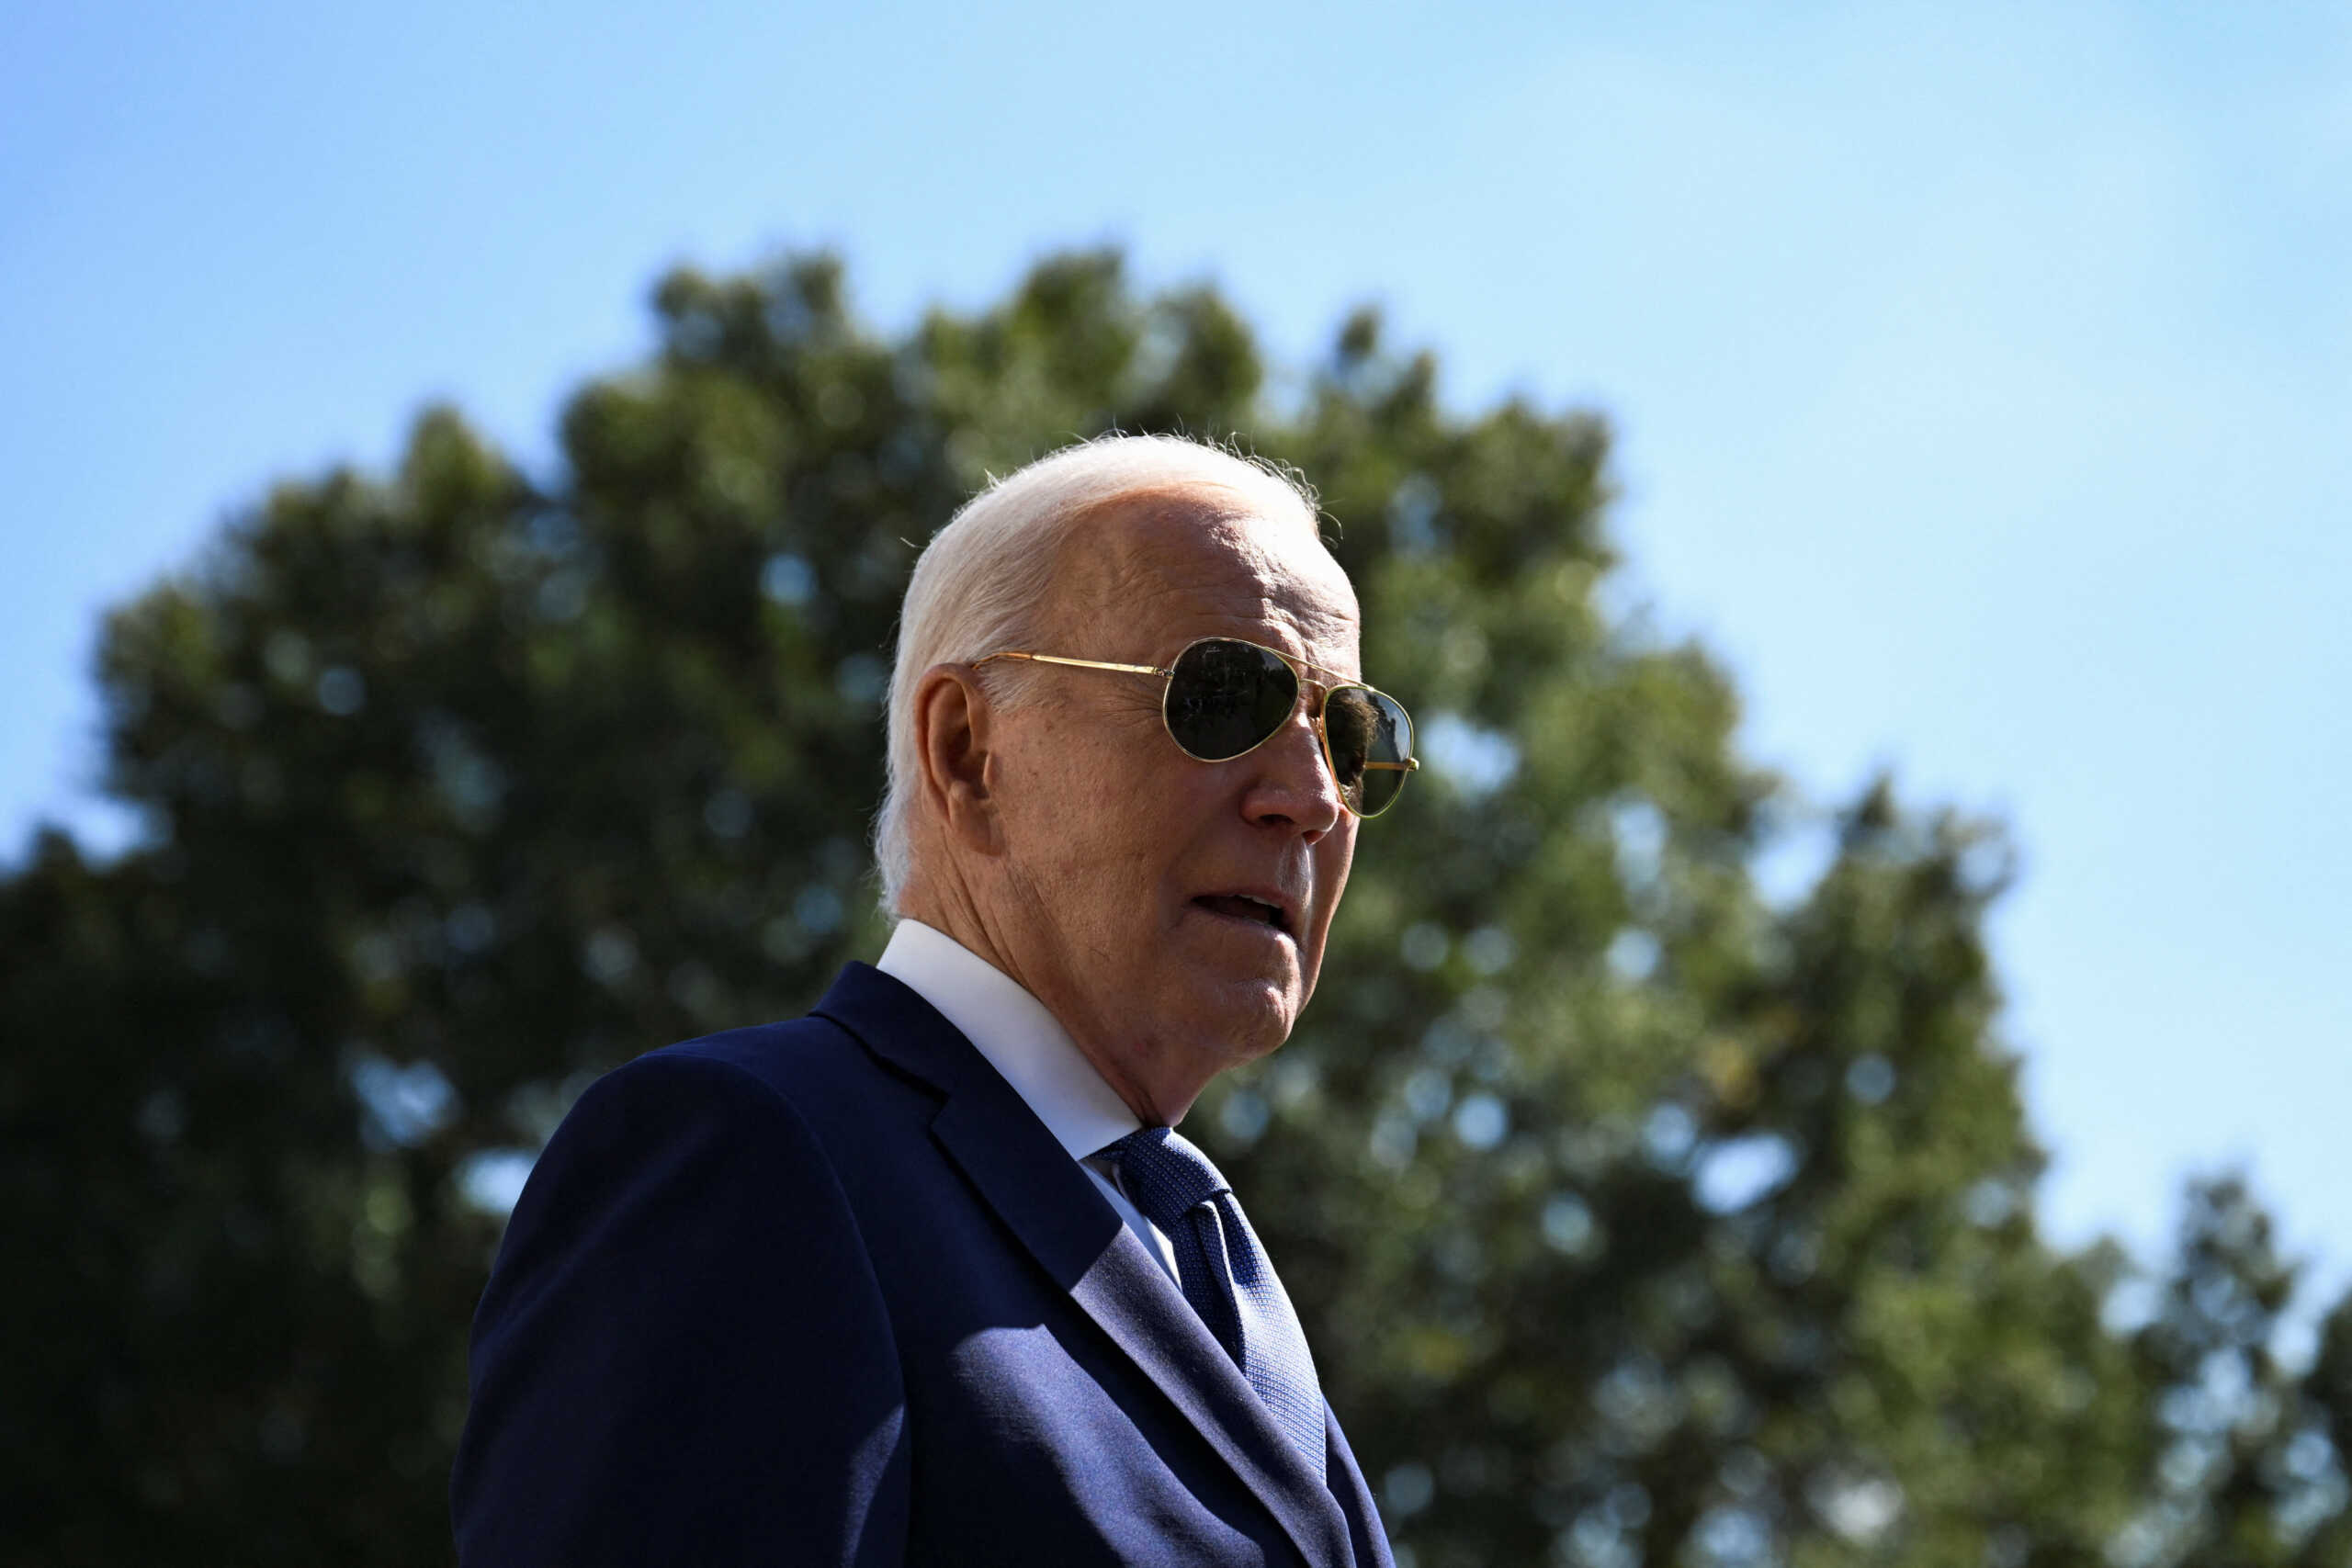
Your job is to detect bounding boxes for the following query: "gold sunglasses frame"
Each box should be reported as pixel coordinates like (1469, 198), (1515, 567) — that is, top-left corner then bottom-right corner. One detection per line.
(970, 636), (1419, 818)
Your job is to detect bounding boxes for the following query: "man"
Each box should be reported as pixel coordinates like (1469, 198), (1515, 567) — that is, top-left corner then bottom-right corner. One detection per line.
(451, 435), (1417, 1565)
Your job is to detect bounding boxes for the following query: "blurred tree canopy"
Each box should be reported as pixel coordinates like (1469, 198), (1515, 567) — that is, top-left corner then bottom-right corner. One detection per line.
(4, 251), (2347, 1568)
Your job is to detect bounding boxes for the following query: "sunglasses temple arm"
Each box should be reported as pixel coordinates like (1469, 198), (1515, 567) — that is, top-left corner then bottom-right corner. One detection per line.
(973, 651), (1171, 679)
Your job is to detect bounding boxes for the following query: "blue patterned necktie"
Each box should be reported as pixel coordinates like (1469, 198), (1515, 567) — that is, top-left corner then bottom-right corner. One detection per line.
(1102, 1126), (1327, 1480)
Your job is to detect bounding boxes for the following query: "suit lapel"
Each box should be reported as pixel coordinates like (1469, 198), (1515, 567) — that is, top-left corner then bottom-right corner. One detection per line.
(816, 964), (1354, 1568)
(1324, 1404), (1396, 1568)
(1059, 1216), (1356, 1568)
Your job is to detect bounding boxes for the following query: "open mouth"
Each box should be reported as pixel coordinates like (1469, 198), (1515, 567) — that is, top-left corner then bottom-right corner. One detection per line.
(1193, 893), (1292, 937)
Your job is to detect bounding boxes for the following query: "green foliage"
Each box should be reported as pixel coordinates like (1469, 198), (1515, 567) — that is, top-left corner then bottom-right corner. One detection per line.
(2104, 1179), (2352, 1568)
(4, 249), (2345, 1565)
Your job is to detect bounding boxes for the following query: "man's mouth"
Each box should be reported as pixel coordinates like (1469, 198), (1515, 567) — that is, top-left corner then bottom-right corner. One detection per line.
(1193, 894), (1292, 937)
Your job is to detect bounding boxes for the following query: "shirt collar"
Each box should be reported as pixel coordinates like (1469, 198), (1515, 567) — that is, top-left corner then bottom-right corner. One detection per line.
(875, 919), (1140, 1161)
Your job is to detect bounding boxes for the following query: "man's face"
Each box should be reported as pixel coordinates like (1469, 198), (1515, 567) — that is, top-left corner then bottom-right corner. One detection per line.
(982, 495), (1363, 1122)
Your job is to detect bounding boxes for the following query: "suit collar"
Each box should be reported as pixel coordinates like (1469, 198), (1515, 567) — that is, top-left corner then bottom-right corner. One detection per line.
(873, 919), (1139, 1164)
(814, 964), (1355, 1568)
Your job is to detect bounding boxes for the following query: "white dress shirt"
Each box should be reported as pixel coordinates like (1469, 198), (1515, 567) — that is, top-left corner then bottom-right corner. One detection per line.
(876, 919), (1181, 1281)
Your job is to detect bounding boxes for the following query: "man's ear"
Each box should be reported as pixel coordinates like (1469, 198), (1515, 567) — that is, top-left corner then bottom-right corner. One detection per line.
(911, 662), (1006, 856)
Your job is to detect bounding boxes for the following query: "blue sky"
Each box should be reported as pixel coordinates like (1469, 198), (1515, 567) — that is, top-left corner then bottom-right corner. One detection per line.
(5, 0), (2346, 1318)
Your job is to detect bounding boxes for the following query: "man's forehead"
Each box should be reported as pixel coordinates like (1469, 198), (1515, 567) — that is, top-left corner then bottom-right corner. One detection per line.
(1052, 491), (1359, 653)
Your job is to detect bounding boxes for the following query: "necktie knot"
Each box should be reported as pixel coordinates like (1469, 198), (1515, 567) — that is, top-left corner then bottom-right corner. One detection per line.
(1102, 1125), (1229, 1229)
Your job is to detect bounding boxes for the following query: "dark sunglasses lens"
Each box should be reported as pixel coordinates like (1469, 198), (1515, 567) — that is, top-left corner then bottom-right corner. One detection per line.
(1323, 687), (1414, 817)
(1165, 639), (1298, 761)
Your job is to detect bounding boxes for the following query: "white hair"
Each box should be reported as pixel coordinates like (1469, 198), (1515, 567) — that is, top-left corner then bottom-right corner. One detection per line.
(874, 434), (1322, 911)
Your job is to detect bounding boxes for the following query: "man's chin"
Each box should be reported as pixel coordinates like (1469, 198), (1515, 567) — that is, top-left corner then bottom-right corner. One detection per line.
(1186, 976), (1299, 1063)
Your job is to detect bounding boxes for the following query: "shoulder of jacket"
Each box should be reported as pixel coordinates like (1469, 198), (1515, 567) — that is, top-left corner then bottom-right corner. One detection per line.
(598, 1008), (931, 1149)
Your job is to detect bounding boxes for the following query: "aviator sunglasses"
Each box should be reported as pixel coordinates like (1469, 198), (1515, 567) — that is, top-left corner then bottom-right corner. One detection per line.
(971, 637), (1419, 818)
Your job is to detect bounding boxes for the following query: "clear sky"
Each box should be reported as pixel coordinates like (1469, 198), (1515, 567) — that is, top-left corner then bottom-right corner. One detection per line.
(6, 1), (2346, 1321)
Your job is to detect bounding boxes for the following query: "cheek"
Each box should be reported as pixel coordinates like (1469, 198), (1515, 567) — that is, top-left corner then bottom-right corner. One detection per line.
(1002, 731), (1172, 884)
(1319, 825), (1358, 903)
(1004, 712), (1118, 811)
(1304, 835), (1357, 949)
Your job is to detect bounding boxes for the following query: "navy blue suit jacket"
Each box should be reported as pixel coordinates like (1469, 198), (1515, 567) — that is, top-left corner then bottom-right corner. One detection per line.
(451, 964), (1394, 1566)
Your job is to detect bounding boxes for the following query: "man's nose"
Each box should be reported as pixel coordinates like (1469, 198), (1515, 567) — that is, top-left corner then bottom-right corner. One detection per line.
(1239, 705), (1344, 837)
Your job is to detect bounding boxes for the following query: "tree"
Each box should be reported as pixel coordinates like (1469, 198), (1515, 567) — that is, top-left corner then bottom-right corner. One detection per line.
(3, 250), (2343, 1565)
(2102, 1178), (2352, 1568)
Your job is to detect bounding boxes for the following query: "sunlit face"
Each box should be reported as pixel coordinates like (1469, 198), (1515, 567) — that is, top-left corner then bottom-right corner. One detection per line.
(981, 494), (1362, 1122)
